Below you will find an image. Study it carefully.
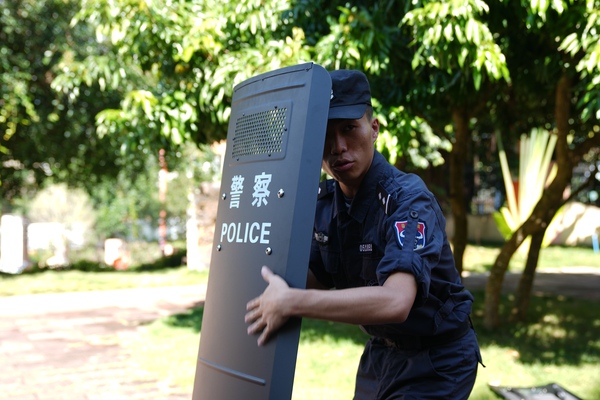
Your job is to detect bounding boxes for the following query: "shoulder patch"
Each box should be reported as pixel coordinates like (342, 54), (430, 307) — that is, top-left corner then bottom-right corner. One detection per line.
(376, 183), (394, 215)
(394, 221), (427, 250)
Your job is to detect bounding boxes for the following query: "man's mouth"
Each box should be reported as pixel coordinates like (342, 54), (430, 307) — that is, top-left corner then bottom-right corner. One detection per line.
(332, 159), (353, 172)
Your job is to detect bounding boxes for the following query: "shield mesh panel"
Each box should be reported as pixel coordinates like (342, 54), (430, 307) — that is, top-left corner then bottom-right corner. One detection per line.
(232, 106), (288, 159)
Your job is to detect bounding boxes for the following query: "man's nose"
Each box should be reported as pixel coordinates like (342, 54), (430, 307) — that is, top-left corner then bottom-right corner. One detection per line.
(327, 132), (347, 154)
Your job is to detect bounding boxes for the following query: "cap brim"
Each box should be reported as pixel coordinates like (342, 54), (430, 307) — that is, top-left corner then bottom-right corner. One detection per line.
(328, 104), (368, 120)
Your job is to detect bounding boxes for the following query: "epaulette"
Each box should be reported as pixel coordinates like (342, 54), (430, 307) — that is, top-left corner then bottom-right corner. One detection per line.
(317, 179), (335, 199)
(376, 182), (395, 215)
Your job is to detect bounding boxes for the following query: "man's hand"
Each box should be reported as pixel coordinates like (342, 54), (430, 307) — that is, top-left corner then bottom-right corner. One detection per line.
(245, 266), (291, 346)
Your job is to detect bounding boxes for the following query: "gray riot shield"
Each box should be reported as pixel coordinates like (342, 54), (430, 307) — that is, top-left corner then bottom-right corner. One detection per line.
(192, 63), (331, 400)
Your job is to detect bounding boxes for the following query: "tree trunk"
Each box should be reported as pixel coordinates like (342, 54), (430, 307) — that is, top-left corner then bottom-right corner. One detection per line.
(483, 72), (583, 329)
(484, 230), (523, 328)
(158, 148), (169, 255)
(483, 189), (568, 328)
(510, 227), (546, 323)
(449, 107), (470, 276)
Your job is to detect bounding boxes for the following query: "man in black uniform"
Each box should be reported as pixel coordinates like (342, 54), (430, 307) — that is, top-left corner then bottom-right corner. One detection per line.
(245, 69), (482, 399)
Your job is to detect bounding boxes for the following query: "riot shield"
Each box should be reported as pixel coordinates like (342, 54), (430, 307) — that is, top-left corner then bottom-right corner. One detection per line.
(192, 63), (331, 400)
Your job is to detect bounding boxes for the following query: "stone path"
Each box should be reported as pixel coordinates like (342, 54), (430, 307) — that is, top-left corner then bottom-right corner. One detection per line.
(462, 267), (600, 301)
(0, 286), (206, 400)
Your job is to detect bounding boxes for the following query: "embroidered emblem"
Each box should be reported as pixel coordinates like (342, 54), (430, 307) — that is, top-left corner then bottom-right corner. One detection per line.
(359, 243), (373, 254)
(394, 221), (426, 250)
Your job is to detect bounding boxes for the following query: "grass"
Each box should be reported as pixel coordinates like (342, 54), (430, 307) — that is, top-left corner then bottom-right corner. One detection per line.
(461, 243), (599, 273)
(121, 244), (599, 400)
(2, 243), (599, 398)
(0, 242), (209, 296)
(0, 267), (209, 296)
(125, 291), (600, 399)
(0, 244), (600, 296)
(2, 244), (596, 296)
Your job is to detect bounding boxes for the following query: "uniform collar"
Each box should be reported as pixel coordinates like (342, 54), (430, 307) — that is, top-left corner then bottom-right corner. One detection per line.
(333, 150), (387, 223)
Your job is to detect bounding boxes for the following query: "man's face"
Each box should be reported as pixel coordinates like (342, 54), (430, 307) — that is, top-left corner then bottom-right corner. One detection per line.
(322, 113), (379, 197)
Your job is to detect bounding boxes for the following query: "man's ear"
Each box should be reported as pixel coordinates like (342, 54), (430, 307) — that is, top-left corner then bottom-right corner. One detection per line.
(371, 118), (380, 142)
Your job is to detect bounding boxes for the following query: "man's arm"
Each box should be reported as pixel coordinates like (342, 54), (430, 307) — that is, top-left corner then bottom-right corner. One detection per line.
(245, 266), (417, 346)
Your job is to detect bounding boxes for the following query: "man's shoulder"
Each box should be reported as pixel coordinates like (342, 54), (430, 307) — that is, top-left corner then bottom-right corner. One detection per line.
(375, 167), (432, 215)
(378, 167), (425, 194)
(317, 179), (336, 200)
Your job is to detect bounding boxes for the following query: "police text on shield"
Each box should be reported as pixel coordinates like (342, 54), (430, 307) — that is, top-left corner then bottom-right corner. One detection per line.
(220, 222), (272, 244)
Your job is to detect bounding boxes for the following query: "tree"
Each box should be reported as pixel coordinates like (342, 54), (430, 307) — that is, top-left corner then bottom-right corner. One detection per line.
(289, 0), (511, 275)
(53, 1), (510, 275)
(277, 0), (600, 321)
(57, 5), (490, 176)
(89, 142), (218, 242)
(0, 0), (153, 209)
(482, 1), (600, 329)
(29, 0), (600, 326)
(53, 0), (313, 152)
(397, 0), (510, 274)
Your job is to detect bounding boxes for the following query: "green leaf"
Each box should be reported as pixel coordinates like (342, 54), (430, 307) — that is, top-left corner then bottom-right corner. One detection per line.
(493, 210), (512, 239)
(473, 70), (482, 90)
(181, 46), (195, 63)
(559, 33), (580, 55)
(348, 47), (360, 60)
(443, 23), (453, 42)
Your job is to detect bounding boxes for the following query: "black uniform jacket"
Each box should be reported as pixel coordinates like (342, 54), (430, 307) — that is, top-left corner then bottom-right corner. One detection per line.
(309, 151), (474, 339)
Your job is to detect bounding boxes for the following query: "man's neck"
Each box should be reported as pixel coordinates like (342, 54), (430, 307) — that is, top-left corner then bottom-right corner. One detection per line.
(339, 182), (358, 199)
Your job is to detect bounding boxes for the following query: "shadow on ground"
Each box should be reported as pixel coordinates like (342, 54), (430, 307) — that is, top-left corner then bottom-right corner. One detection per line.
(164, 287), (600, 366)
(470, 291), (600, 366)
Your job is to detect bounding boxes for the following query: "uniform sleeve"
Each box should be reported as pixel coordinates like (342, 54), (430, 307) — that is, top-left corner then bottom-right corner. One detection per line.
(376, 189), (446, 306)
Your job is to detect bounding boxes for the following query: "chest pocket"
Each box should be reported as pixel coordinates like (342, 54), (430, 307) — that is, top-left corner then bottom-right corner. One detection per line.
(319, 247), (340, 275)
(361, 252), (381, 285)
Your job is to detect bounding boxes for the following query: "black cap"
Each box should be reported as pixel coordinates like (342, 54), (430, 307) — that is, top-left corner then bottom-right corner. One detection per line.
(328, 70), (372, 120)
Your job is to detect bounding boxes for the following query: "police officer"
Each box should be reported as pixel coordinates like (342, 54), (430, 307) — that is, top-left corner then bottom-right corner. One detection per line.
(245, 69), (482, 399)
